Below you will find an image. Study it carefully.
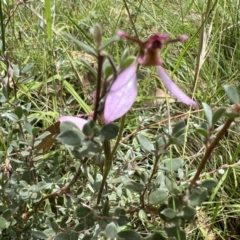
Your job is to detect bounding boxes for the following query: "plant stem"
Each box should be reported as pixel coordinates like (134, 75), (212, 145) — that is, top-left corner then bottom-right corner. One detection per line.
(122, 0), (138, 38)
(0, 0), (5, 52)
(93, 53), (104, 121)
(97, 140), (111, 204)
(188, 118), (233, 189)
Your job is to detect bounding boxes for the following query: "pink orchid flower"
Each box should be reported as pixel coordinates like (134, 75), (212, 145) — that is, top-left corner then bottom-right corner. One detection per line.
(117, 31), (197, 107)
(103, 31), (197, 124)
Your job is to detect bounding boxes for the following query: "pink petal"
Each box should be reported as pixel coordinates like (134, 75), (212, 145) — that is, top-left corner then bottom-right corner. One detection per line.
(117, 30), (142, 45)
(157, 65), (198, 108)
(104, 63), (138, 123)
(59, 116), (88, 130)
(178, 34), (188, 41)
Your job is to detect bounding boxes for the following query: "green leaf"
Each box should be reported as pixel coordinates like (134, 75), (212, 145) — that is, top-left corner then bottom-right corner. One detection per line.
(14, 106), (23, 119)
(32, 230), (48, 239)
(82, 120), (94, 136)
(114, 208), (128, 226)
(165, 176), (181, 194)
(2, 209), (11, 220)
(137, 133), (154, 152)
(158, 203), (169, 221)
(76, 206), (91, 218)
(120, 56), (137, 70)
(79, 58), (97, 78)
(32, 127), (40, 137)
(70, 231), (79, 240)
(100, 123), (119, 140)
(21, 63), (34, 73)
(99, 34), (120, 51)
(201, 179), (217, 190)
(212, 108), (226, 126)
(19, 188), (30, 199)
(51, 220), (59, 233)
(118, 230), (142, 240)
(60, 121), (81, 132)
(182, 206), (196, 220)
(2, 85), (9, 101)
(138, 209), (147, 222)
(168, 195), (181, 210)
(72, 140), (101, 158)
(160, 208), (176, 219)
(74, 222), (85, 231)
(56, 130), (83, 146)
(189, 188), (207, 206)
(148, 189), (168, 205)
(195, 127), (208, 138)
(4, 112), (19, 122)
(164, 158), (183, 172)
(64, 33), (97, 57)
(82, 234), (93, 240)
(0, 217), (7, 230)
(125, 180), (144, 193)
(0, 93), (8, 102)
(85, 213), (96, 228)
(202, 102), (212, 126)
(54, 232), (70, 240)
(172, 121), (185, 137)
(105, 222), (118, 239)
(103, 59), (113, 78)
(223, 85), (240, 104)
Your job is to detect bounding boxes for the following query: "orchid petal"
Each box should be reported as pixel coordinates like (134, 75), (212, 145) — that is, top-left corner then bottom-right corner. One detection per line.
(157, 65), (198, 108)
(117, 30), (142, 45)
(104, 63), (138, 123)
(59, 116), (88, 130)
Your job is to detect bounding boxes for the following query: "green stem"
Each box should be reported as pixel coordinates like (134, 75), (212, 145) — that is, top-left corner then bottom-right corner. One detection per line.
(122, 0), (138, 38)
(97, 140), (111, 204)
(0, 0), (5, 52)
(97, 115), (126, 204)
(188, 118), (233, 189)
(93, 54), (104, 121)
(110, 115), (126, 159)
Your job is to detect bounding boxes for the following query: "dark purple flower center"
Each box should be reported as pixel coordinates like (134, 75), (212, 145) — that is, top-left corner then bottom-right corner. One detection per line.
(151, 40), (162, 49)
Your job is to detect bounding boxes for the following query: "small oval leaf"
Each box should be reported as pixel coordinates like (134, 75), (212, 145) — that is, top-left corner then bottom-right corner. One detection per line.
(100, 123), (119, 140)
(148, 189), (168, 205)
(223, 85), (240, 104)
(76, 206), (91, 218)
(212, 108), (226, 126)
(202, 102), (212, 126)
(56, 130), (82, 146)
(137, 133), (154, 152)
(105, 222), (118, 239)
(182, 206), (196, 220)
(164, 158), (183, 172)
(125, 180), (144, 193)
(201, 179), (217, 190)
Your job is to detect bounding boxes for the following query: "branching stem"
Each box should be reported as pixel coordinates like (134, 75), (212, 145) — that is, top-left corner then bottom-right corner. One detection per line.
(188, 118), (233, 189)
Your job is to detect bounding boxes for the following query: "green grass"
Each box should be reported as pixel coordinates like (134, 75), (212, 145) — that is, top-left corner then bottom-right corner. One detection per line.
(1, 0), (240, 239)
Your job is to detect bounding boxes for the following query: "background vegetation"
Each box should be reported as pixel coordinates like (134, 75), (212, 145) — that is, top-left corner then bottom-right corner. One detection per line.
(1, 0), (240, 239)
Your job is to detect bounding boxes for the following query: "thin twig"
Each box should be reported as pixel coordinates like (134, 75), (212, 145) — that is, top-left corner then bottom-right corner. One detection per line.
(188, 118), (234, 189)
